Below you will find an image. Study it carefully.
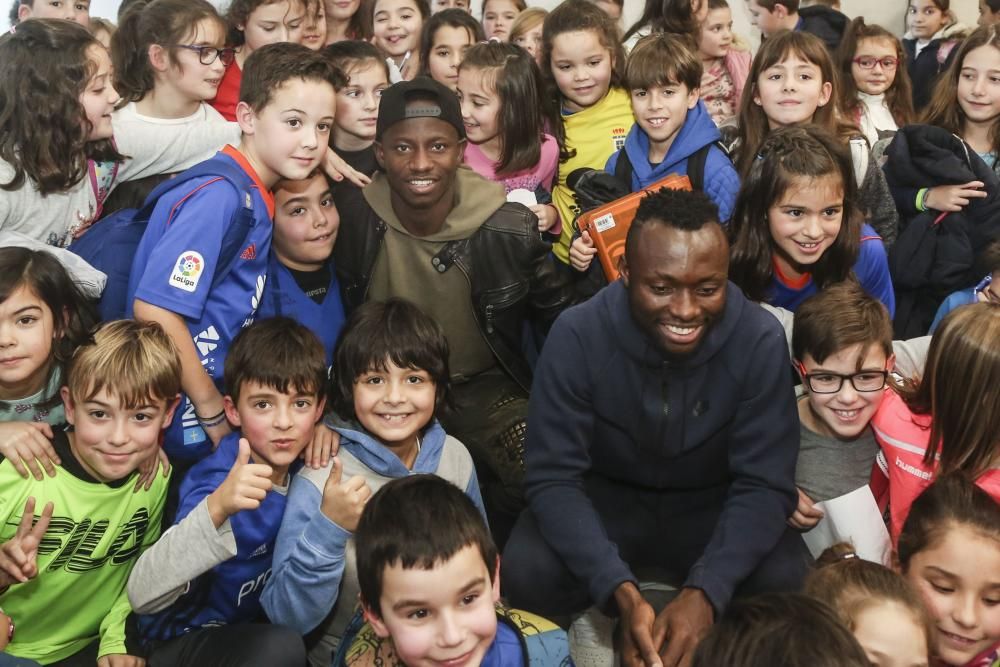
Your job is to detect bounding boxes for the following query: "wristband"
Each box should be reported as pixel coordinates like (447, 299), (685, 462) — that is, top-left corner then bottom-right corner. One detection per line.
(196, 410), (226, 428)
(916, 188), (929, 212)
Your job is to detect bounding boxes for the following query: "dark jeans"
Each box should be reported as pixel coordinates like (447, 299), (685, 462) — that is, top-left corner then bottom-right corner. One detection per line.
(147, 624), (306, 667)
(502, 475), (811, 617)
(440, 368), (529, 550)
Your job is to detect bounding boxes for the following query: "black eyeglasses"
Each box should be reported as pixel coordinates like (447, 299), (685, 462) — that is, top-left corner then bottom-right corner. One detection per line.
(174, 44), (237, 66)
(798, 367), (889, 394)
(852, 56), (899, 70)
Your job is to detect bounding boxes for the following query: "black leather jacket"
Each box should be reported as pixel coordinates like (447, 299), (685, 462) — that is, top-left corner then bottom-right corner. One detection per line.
(333, 193), (576, 392)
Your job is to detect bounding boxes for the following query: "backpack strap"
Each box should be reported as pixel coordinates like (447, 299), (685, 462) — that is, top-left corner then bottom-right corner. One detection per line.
(688, 141), (728, 192)
(613, 149), (634, 189)
(140, 155), (257, 287)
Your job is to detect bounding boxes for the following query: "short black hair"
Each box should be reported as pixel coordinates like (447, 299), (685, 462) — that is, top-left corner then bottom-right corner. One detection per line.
(625, 187), (721, 263)
(331, 298), (451, 421)
(240, 42), (345, 112)
(224, 317), (328, 404)
(356, 475), (496, 616)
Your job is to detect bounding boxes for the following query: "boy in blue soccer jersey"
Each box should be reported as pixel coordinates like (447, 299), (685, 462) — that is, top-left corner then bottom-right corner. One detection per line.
(127, 43), (342, 464)
(257, 170), (346, 367)
(127, 318), (327, 666)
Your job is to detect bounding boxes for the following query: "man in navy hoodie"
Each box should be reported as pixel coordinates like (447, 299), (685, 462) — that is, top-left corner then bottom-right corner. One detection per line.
(503, 188), (808, 667)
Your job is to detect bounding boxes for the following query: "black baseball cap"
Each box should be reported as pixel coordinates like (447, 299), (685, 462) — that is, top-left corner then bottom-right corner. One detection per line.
(375, 76), (466, 142)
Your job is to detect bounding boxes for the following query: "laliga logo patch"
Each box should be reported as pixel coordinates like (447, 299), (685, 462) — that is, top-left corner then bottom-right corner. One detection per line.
(170, 251), (204, 292)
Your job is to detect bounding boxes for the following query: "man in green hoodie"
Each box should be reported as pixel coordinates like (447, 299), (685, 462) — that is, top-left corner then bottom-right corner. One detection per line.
(332, 77), (574, 547)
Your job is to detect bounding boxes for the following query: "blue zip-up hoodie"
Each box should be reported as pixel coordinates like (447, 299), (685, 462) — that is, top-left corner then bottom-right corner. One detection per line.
(261, 417), (483, 649)
(605, 101), (740, 223)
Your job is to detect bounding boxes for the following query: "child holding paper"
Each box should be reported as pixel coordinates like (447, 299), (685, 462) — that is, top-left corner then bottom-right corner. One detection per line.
(788, 283), (895, 531)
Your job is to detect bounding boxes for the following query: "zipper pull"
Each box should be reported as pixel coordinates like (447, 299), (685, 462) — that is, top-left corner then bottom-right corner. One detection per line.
(485, 304), (495, 334)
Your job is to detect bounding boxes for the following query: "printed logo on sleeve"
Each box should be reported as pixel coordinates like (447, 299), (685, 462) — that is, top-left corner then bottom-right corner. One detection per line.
(170, 251), (205, 292)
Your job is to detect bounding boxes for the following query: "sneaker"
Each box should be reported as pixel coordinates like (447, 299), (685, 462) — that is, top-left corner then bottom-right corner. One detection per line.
(568, 606), (616, 667)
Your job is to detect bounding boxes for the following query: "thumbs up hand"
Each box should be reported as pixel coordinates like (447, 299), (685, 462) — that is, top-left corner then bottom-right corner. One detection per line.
(207, 438), (274, 528)
(320, 456), (372, 532)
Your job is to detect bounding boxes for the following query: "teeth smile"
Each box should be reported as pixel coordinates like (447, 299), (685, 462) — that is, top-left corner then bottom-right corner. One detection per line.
(833, 409), (859, 419)
(379, 414), (410, 422)
(797, 241), (819, 248)
(410, 179), (432, 186)
(666, 325), (697, 335)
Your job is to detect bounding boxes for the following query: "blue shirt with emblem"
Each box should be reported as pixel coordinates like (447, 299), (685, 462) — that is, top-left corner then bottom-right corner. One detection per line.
(126, 147), (274, 462)
(137, 433), (294, 642)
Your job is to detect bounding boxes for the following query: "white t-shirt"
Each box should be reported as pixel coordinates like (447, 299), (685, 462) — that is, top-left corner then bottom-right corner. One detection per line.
(0, 102), (239, 247)
(858, 92), (898, 149)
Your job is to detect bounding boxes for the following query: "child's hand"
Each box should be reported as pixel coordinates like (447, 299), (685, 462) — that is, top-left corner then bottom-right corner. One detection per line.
(134, 448), (171, 493)
(569, 230), (597, 272)
(0, 497), (53, 587)
(206, 439), (273, 528)
(788, 487), (824, 530)
(0, 421), (59, 480)
(529, 204), (559, 233)
(321, 456), (372, 532)
(925, 181), (987, 212)
(97, 654), (146, 667)
(301, 425), (341, 470)
(323, 150), (371, 188)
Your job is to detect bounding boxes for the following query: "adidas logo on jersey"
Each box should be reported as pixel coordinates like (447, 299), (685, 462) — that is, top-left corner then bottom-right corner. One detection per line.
(194, 326), (220, 356)
(241, 244), (257, 260)
(250, 543), (269, 558)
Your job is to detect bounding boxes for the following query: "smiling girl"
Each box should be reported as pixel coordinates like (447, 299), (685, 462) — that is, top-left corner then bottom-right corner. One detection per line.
(541, 0), (633, 265)
(728, 125), (895, 314)
(370, 0), (429, 81)
(898, 475), (1000, 666)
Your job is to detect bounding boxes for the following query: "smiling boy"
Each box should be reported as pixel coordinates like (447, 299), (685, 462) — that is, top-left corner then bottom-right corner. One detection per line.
(788, 283), (895, 530)
(339, 474), (569, 667)
(606, 33), (739, 222)
(0, 320), (180, 665)
(129, 317), (327, 666)
(128, 43), (341, 464)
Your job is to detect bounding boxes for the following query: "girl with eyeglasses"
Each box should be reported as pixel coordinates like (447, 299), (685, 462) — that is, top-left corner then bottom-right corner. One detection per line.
(871, 300), (1000, 542)
(105, 0), (244, 212)
(836, 17), (916, 150)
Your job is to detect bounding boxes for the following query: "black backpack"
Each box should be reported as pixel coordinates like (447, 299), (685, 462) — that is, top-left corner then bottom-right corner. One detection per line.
(612, 141), (723, 193)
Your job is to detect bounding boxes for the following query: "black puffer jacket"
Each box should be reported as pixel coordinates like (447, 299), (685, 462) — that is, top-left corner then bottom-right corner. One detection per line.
(334, 175), (575, 392)
(882, 124), (1000, 337)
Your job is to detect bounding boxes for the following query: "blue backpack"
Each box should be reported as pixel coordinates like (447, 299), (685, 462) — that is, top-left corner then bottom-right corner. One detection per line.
(70, 157), (256, 321)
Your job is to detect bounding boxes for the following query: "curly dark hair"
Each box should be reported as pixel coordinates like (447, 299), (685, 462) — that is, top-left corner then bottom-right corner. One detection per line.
(624, 187), (722, 264)
(0, 19), (124, 195)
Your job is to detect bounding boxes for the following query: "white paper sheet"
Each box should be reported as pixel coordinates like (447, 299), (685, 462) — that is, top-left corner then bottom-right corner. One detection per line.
(507, 188), (537, 207)
(801, 485), (892, 565)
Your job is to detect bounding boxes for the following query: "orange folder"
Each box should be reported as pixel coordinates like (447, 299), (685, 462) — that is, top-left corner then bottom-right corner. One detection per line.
(578, 173), (692, 281)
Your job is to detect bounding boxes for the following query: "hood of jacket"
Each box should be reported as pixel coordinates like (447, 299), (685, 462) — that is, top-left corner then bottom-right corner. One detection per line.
(621, 100), (721, 187)
(798, 5), (848, 50)
(598, 278), (750, 370)
(884, 124), (1000, 218)
(362, 165), (507, 242)
(904, 21), (968, 43)
(323, 413), (449, 477)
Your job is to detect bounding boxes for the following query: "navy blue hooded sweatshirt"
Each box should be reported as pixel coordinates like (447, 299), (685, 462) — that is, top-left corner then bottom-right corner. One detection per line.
(523, 280), (798, 612)
(605, 100), (740, 223)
